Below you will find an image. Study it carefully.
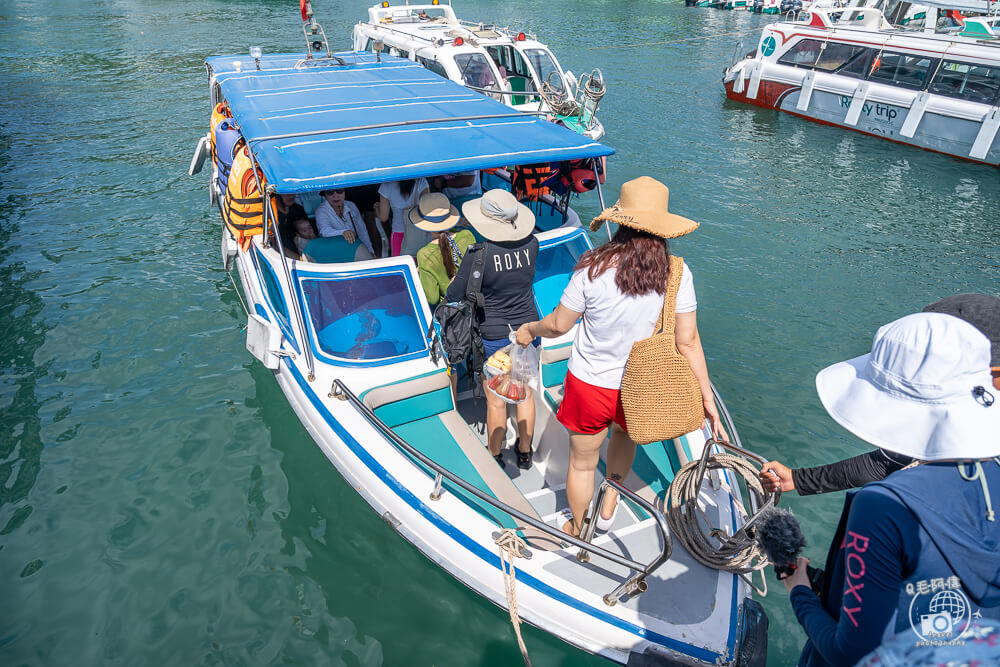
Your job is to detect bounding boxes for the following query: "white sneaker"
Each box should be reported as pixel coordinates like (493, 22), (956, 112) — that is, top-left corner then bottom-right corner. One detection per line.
(595, 498), (619, 532)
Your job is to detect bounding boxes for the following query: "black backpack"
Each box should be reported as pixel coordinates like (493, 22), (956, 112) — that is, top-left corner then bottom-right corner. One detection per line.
(432, 244), (487, 394)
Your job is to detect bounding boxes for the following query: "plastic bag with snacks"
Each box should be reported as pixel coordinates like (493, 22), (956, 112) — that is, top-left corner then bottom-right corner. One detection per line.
(483, 335), (540, 404)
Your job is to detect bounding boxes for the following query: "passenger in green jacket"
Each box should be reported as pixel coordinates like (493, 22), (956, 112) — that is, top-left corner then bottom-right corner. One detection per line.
(411, 193), (477, 305)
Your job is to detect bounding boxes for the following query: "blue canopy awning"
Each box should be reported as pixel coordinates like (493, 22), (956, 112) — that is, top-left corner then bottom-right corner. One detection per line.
(209, 52), (614, 194)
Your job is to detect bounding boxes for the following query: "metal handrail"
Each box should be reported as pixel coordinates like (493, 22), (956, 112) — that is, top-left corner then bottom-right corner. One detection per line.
(331, 379), (673, 597)
(578, 477), (674, 605)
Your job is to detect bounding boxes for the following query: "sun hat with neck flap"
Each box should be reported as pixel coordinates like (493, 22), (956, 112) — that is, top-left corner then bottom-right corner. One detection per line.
(815, 312), (999, 462)
(590, 176), (700, 238)
(461, 189), (535, 242)
(409, 193), (460, 232)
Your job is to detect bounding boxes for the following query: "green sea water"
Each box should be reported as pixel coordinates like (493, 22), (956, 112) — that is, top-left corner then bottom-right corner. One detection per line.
(1, 1), (997, 664)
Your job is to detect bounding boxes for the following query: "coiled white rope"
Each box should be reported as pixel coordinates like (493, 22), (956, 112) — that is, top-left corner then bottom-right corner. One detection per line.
(495, 529), (533, 667)
(665, 453), (770, 592)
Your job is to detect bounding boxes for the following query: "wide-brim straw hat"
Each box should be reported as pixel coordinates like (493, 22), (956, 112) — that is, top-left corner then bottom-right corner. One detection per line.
(409, 192), (460, 232)
(462, 189), (535, 242)
(815, 312), (1000, 461)
(590, 176), (700, 238)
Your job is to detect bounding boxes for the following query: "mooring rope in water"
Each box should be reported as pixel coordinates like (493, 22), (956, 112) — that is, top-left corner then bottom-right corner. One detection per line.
(588, 26), (775, 51)
(494, 529), (533, 667)
(665, 453), (770, 592)
(227, 270), (251, 331)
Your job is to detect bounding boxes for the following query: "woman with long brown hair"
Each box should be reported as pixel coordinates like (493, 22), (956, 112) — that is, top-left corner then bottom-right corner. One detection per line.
(516, 176), (727, 536)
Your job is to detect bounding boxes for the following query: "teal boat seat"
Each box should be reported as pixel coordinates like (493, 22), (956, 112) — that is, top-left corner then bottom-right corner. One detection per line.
(361, 370), (561, 550)
(303, 236), (366, 263)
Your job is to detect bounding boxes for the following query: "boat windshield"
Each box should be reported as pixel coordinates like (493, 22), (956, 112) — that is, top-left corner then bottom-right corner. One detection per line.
(533, 230), (593, 315)
(454, 53), (498, 89)
(300, 272), (426, 361)
(523, 48), (565, 96)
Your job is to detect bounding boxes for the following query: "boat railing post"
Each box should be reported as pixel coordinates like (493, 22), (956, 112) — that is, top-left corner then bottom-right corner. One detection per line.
(430, 473), (444, 501)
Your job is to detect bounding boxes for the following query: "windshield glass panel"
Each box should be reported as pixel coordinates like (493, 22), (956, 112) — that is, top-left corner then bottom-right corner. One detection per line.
(523, 48), (565, 95)
(454, 53), (497, 88)
(301, 273), (426, 361)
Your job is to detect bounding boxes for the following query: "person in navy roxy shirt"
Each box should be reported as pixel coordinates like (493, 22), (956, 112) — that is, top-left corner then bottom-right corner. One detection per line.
(782, 312), (1000, 666)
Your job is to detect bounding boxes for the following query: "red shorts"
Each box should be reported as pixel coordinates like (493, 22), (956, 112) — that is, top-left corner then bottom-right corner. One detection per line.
(556, 369), (628, 435)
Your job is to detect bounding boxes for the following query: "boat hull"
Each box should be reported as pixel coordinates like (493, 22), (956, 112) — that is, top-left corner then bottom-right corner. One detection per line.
(724, 69), (1000, 167)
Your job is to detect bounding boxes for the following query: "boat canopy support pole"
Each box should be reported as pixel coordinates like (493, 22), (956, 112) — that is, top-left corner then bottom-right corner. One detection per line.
(592, 165), (611, 241)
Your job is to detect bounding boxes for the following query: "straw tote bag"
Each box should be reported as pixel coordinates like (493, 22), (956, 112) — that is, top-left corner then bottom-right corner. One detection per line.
(620, 255), (705, 445)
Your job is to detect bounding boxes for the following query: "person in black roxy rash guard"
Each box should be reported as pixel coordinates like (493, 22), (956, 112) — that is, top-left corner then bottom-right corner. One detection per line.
(446, 189), (539, 470)
(781, 312), (1000, 667)
(760, 293), (1000, 496)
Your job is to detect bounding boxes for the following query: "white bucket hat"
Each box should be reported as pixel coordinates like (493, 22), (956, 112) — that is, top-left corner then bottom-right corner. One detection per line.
(816, 312), (999, 461)
(461, 189), (534, 242)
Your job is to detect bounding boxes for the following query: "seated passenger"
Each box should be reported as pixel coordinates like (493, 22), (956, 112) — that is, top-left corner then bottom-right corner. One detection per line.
(434, 171), (481, 203)
(411, 193), (476, 305)
(292, 217), (317, 256)
(316, 189), (374, 256)
(274, 193), (309, 257)
(377, 178), (429, 257)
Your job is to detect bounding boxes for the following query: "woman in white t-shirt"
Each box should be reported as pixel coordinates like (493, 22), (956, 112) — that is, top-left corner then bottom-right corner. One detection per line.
(515, 177), (727, 537)
(377, 178), (429, 257)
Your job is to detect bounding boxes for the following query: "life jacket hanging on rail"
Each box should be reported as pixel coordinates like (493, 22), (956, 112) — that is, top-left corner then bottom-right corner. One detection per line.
(209, 102), (231, 163)
(224, 145), (270, 251)
(511, 163), (555, 201)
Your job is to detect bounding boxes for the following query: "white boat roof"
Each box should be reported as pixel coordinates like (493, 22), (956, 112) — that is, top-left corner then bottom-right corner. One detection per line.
(778, 7), (1000, 56)
(360, 2), (548, 50)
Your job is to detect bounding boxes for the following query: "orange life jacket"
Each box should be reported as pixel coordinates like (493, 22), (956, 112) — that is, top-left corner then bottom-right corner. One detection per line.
(511, 163), (553, 201)
(224, 145), (270, 251)
(209, 102), (231, 163)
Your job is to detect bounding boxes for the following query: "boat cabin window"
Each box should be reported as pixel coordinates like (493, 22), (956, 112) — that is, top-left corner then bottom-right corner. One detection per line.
(486, 45), (531, 81)
(454, 53), (497, 89)
(417, 56), (449, 79)
(867, 52), (937, 91)
(812, 42), (871, 75)
(301, 272), (426, 361)
(777, 39), (825, 68)
(928, 61), (1000, 105)
(522, 48), (565, 95)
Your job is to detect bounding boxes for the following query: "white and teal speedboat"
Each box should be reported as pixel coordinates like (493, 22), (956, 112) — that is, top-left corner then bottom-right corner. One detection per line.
(189, 38), (768, 666)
